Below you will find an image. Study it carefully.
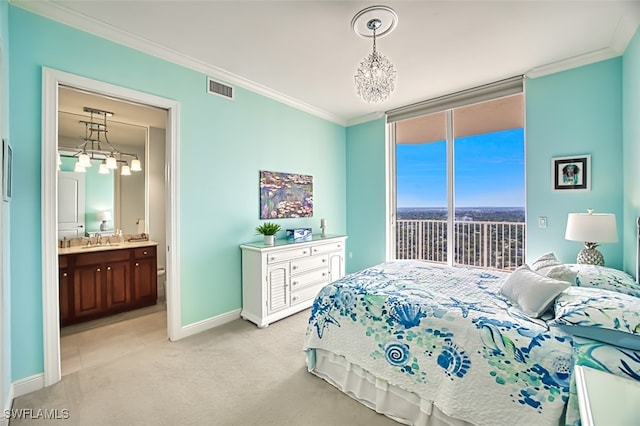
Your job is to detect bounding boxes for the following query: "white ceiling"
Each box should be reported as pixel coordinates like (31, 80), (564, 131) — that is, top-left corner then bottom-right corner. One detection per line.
(15, 0), (640, 125)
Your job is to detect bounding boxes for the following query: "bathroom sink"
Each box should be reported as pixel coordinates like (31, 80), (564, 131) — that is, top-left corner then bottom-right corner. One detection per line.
(81, 243), (123, 249)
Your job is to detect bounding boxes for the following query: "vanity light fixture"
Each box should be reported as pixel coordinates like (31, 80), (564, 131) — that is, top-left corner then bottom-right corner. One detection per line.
(59, 107), (142, 176)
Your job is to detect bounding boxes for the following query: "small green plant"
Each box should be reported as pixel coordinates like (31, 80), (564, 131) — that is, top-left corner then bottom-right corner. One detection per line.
(255, 222), (281, 236)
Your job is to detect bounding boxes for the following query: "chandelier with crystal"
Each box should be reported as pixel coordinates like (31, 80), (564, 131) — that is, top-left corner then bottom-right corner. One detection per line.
(352, 6), (398, 103)
(59, 107), (142, 176)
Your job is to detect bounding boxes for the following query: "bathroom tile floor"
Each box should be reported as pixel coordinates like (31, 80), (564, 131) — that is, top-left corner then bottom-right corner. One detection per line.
(60, 304), (167, 376)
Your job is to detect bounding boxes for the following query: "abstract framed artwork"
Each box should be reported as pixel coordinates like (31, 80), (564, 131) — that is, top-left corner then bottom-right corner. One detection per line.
(2, 139), (12, 201)
(552, 155), (590, 191)
(259, 170), (313, 219)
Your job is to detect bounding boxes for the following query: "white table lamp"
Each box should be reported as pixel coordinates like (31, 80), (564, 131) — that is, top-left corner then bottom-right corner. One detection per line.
(565, 209), (617, 266)
(97, 210), (112, 231)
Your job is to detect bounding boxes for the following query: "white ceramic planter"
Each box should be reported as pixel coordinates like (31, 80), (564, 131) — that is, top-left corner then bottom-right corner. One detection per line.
(264, 235), (275, 245)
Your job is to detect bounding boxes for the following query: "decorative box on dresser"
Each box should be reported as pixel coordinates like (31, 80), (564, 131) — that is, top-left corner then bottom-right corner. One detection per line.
(240, 234), (347, 327)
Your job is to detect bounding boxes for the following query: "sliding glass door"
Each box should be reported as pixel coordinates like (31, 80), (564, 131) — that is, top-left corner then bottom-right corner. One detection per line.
(391, 89), (525, 271)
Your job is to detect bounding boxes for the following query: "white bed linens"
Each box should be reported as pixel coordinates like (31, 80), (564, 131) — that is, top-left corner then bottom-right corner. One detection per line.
(303, 260), (573, 426)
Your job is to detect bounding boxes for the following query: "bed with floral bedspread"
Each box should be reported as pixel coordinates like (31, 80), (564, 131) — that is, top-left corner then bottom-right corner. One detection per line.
(303, 259), (640, 426)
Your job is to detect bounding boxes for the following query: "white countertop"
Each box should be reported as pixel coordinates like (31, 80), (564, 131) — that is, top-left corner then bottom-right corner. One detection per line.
(58, 240), (158, 255)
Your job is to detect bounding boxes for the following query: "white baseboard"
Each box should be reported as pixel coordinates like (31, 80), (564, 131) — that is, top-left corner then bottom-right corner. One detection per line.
(12, 374), (44, 399)
(171, 309), (241, 341)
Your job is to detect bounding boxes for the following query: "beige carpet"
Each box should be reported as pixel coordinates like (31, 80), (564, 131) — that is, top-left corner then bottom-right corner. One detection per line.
(10, 309), (398, 426)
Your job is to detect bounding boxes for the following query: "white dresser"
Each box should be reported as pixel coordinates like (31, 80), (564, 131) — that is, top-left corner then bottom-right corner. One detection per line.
(240, 234), (347, 327)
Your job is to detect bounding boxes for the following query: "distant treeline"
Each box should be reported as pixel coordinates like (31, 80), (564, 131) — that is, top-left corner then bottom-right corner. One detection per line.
(397, 207), (525, 223)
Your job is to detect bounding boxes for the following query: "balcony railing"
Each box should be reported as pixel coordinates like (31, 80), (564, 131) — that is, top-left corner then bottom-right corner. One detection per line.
(395, 219), (526, 271)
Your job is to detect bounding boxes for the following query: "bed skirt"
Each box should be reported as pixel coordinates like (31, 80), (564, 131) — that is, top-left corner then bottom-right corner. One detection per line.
(306, 349), (473, 426)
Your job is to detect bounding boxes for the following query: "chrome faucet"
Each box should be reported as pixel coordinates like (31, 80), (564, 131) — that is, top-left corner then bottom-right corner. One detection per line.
(95, 233), (102, 246)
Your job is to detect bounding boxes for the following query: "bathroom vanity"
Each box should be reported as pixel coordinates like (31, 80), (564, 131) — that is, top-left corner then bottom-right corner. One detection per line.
(58, 241), (158, 326)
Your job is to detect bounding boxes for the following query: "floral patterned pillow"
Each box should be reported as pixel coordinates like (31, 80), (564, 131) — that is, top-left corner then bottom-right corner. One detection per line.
(566, 264), (640, 298)
(551, 286), (640, 350)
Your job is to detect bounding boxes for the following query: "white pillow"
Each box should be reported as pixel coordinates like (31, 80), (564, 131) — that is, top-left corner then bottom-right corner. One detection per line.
(500, 264), (571, 318)
(529, 252), (577, 284)
(530, 252), (561, 271)
(540, 264), (578, 285)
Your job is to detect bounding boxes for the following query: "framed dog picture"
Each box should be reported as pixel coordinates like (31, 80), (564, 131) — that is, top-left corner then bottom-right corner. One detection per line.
(552, 155), (590, 191)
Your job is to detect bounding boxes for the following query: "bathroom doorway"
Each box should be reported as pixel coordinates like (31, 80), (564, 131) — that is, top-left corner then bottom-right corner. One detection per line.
(57, 87), (168, 375)
(42, 68), (182, 386)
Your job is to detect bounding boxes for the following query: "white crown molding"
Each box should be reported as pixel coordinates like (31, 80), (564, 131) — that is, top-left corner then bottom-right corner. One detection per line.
(526, 47), (619, 79)
(346, 111), (385, 127)
(527, 14), (639, 79)
(11, 0), (347, 127)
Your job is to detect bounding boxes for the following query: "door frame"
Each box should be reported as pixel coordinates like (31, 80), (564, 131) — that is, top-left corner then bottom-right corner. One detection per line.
(41, 68), (181, 386)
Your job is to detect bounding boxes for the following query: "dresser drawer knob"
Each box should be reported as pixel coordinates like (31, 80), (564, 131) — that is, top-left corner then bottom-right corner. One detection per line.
(302, 251), (308, 255)
(135, 262), (140, 267)
(107, 266), (111, 270)
(63, 272), (67, 277)
(96, 268), (101, 272)
(322, 259), (327, 263)
(292, 265), (298, 270)
(292, 281), (298, 286)
(269, 257), (275, 261)
(143, 251), (148, 255)
(322, 272), (327, 277)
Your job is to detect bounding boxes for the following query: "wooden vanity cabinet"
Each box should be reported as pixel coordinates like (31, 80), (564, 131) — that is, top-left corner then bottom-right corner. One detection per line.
(133, 247), (157, 305)
(59, 245), (157, 326)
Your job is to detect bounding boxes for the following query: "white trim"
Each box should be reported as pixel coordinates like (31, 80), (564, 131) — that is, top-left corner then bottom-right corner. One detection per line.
(1, 382), (13, 426)
(11, 374), (44, 399)
(346, 112), (385, 127)
(526, 47), (619, 79)
(12, 0), (346, 127)
(385, 122), (396, 261)
(173, 309), (241, 341)
(41, 68), (181, 387)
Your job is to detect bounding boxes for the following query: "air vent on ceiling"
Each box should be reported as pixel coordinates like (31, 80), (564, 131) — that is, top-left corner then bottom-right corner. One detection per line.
(207, 77), (234, 100)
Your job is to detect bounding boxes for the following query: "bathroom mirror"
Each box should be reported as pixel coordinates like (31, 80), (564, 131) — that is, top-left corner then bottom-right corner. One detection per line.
(57, 86), (166, 237)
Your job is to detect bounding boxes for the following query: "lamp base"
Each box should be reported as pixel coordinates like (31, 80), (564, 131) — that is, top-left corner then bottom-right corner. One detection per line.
(577, 248), (604, 266)
(100, 220), (108, 232)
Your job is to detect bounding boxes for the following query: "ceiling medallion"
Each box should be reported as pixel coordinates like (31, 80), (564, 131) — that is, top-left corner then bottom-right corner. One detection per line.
(352, 5), (398, 103)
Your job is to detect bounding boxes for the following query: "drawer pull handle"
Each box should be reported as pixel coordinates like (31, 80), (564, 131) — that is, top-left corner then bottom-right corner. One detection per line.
(322, 273), (327, 277)
(63, 272), (67, 277)
(269, 257), (275, 261)
(292, 266), (298, 270)
(322, 259), (327, 263)
(96, 268), (101, 272)
(292, 281), (298, 286)
(313, 249), (317, 253)
(302, 251), (308, 254)
(135, 262), (140, 267)
(107, 266), (111, 270)
(143, 251), (148, 255)
(337, 244), (341, 248)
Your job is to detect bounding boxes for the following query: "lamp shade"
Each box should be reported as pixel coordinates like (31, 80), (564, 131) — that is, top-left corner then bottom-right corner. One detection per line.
(565, 212), (618, 243)
(97, 210), (112, 221)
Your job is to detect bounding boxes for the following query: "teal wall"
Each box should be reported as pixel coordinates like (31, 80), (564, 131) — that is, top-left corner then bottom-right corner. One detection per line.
(9, 7), (346, 381)
(345, 118), (386, 273)
(1, 0), (10, 412)
(622, 29), (640, 275)
(526, 59), (624, 270)
(59, 157), (114, 233)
